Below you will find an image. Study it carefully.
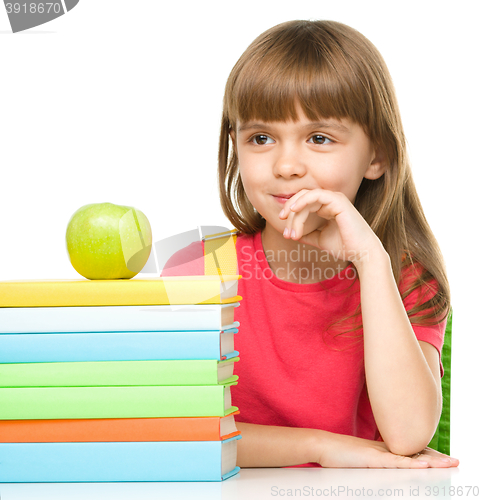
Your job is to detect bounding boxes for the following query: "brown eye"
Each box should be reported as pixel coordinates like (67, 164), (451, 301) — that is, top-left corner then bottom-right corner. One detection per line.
(252, 135), (273, 145)
(310, 135), (332, 145)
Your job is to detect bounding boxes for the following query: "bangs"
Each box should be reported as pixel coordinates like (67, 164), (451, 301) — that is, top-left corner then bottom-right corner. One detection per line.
(224, 21), (372, 130)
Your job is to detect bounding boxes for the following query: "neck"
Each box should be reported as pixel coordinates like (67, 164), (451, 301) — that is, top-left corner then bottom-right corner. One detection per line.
(260, 226), (350, 284)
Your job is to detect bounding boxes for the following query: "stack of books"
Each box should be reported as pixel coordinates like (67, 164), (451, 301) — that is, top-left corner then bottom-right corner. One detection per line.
(0, 275), (242, 482)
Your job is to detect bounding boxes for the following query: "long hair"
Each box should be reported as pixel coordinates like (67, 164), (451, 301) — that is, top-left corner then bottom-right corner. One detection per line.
(218, 20), (450, 333)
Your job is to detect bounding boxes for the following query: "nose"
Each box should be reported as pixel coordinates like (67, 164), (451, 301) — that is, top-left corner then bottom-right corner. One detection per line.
(272, 145), (307, 178)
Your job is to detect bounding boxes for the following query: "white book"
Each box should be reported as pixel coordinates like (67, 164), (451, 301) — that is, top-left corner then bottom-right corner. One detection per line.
(0, 303), (240, 334)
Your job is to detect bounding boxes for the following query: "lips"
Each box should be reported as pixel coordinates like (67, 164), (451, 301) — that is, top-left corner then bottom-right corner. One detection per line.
(272, 193), (296, 204)
(274, 194), (295, 199)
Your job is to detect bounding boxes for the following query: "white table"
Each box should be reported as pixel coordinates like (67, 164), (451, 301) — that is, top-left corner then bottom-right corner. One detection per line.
(1, 463), (477, 499)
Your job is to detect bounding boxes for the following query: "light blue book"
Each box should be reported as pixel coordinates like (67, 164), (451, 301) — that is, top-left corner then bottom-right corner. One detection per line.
(0, 303), (240, 334)
(0, 329), (238, 363)
(0, 436), (241, 482)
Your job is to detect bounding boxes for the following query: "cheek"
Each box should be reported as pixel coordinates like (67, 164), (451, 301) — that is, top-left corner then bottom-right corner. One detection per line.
(238, 155), (267, 189)
(342, 179), (364, 204)
(313, 166), (358, 199)
(238, 165), (262, 207)
(319, 163), (367, 204)
(238, 164), (254, 190)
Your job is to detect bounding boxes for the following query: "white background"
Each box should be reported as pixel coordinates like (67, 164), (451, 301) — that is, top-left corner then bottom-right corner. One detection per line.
(0, 0), (479, 468)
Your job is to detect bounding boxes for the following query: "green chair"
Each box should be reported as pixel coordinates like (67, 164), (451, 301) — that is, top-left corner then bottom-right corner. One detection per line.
(428, 307), (452, 455)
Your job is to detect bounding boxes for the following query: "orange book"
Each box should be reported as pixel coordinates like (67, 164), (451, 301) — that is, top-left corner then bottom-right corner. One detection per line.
(0, 411), (240, 443)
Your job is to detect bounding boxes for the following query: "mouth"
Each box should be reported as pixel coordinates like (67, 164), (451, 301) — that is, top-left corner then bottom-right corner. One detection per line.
(272, 193), (296, 204)
(272, 193), (296, 200)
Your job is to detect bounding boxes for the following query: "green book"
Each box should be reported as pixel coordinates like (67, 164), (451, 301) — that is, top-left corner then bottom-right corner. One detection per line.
(0, 359), (239, 387)
(0, 382), (237, 420)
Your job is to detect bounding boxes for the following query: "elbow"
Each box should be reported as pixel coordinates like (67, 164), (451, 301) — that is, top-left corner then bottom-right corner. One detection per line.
(383, 424), (438, 457)
(381, 396), (442, 457)
(385, 436), (432, 457)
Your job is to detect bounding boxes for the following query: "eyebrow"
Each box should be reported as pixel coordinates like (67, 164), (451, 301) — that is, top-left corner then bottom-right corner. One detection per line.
(237, 121), (350, 133)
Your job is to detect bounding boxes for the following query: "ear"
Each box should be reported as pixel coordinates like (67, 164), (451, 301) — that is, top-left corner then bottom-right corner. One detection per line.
(364, 147), (387, 180)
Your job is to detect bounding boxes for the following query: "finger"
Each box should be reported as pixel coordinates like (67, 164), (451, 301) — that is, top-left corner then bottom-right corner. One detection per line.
(418, 448), (459, 467)
(281, 190), (325, 239)
(386, 452), (458, 469)
(416, 454), (455, 468)
(287, 201), (323, 240)
(288, 189), (324, 214)
(279, 189), (313, 220)
(292, 191), (348, 229)
(414, 450), (459, 468)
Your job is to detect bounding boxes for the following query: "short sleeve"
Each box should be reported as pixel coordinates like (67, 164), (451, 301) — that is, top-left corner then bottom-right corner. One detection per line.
(160, 241), (205, 277)
(400, 262), (447, 377)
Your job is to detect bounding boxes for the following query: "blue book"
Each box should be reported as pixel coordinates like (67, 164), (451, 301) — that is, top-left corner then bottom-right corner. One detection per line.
(0, 303), (240, 334)
(0, 329), (238, 363)
(0, 436), (241, 482)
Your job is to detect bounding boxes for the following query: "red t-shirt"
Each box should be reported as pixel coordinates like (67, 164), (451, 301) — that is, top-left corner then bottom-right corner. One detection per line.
(162, 231), (447, 466)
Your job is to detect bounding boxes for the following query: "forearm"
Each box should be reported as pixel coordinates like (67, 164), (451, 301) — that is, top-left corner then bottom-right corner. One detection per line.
(356, 249), (441, 455)
(236, 422), (323, 467)
(235, 421), (458, 469)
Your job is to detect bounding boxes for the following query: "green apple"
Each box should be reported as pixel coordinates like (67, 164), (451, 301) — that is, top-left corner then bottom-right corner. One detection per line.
(66, 202), (152, 280)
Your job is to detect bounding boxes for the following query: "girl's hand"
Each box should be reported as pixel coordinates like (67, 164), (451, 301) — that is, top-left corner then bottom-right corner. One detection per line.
(317, 432), (459, 469)
(279, 188), (384, 267)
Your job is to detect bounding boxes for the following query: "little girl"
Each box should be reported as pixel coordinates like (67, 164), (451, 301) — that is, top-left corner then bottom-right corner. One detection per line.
(163, 20), (458, 469)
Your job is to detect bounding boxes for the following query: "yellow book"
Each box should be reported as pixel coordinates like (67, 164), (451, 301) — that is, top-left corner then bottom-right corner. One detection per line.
(0, 275), (241, 307)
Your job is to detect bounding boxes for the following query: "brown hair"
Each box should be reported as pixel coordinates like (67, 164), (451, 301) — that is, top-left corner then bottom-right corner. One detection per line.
(218, 20), (450, 333)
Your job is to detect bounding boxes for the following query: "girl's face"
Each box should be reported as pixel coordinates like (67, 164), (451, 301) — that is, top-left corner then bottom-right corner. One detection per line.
(232, 104), (386, 239)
